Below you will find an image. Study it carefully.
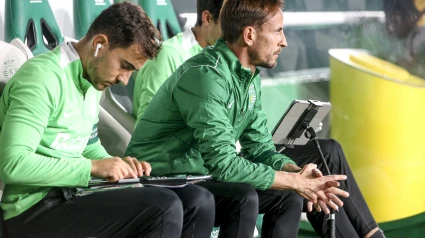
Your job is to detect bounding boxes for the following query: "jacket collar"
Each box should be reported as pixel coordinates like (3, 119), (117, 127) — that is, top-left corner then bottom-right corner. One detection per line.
(60, 42), (93, 95)
(181, 28), (200, 51)
(213, 38), (260, 81)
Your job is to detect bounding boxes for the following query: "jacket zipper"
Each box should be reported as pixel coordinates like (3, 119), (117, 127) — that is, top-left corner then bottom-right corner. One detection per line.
(240, 73), (256, 116)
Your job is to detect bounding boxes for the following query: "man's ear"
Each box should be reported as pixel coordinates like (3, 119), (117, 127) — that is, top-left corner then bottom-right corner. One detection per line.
(242, 26), (256, 46)
(201, 10), (213, 26)
(91, 34), (109, 55)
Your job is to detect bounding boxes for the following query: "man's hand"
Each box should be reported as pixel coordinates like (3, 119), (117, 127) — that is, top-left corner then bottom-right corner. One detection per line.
(298, 164), (348, 214)
(122, 156), (151, 177)
(91, 157), (150, 182)
(308, 167), (341, 213)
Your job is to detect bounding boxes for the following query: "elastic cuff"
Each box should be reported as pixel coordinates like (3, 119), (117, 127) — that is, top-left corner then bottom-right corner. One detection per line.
(264, 169), (276, 190)
(78, 159), (92, 187)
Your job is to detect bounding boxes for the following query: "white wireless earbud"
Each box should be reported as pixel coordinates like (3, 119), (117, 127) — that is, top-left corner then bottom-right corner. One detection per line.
(94, 43), (102, 57)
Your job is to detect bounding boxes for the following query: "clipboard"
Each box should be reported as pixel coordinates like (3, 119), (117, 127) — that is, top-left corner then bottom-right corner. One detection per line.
(87, 175), (212, 188)
(74, 175), (213, 197)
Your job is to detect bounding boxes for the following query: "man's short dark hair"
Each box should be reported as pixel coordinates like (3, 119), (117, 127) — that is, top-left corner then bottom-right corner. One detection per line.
(220, 0), (284, 43)
(196, 0), (225, 26)
(86, 2), (161, 59)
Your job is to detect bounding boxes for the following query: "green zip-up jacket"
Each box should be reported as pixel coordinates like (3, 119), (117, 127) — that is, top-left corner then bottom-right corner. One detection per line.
(126, 39), (296, 190)
(0, 42), (110, 220)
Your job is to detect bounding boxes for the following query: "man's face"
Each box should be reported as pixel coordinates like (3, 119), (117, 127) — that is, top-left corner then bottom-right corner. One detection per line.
(87, 43), (147, 91)
(206, 18), (222, 46)
(248, 9), (287, 69)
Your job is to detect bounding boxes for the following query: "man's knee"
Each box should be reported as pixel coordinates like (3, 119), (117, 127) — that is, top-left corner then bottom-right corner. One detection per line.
(155, 189), (184, 217)
(285, 191), (304, 212)
(261, 190), (303, 215)
(224, 183), (259, 221)
(230, 183), (259, 207)
(182, 185), (215, 211)
(318, 138), (343, 154)
(316, 139), (350, 174)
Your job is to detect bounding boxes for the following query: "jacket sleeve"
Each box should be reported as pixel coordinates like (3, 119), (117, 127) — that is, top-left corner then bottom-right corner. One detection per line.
(135, 47), (184, 120)
(173, 67), (275, 190)
(0, 66), (91, 187)
(82, 123), (111, 160)
(239, 80), (297, 170)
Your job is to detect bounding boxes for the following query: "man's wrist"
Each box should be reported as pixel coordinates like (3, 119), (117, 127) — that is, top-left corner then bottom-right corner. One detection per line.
(271, 171), (301, 190)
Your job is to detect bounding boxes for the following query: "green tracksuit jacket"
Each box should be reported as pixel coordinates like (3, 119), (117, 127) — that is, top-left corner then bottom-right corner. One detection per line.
(0, 42), (110, 219)
(126, 39), (296, 190)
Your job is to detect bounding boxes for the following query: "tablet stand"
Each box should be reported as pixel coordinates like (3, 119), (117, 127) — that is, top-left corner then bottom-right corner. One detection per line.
(305, 126), (335, 238)
(279, 100), (335, 238)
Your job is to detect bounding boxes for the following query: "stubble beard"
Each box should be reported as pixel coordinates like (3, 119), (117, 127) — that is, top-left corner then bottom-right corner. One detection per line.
(248, 48), (278, 69)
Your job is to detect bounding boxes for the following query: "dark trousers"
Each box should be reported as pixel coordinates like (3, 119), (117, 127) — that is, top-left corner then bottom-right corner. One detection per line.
(198, 181), (304, 238)
(3, 185), (215, 238)
(170, 184), (216, 238)
(284, 138), (380, 238)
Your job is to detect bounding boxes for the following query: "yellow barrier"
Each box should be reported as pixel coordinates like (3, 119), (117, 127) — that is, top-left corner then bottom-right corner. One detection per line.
(329, 49), (425, 223)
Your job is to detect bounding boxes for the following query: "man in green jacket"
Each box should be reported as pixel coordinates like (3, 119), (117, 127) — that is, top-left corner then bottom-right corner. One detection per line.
(133, 0), (223, 120)
(127, 0), (385, 237)
(0, 3), (215, 238)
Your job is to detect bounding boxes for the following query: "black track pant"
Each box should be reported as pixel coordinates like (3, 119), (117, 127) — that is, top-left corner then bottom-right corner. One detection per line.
(284, 139), (382, 238)
(3, 187), (184, 238)
(199, 181), (304, 238)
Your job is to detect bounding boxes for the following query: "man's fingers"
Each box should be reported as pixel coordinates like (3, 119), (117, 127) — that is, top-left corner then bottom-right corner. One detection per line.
(300, 191), (317, 204)
(325, 187), (349, 198)
(122, 157), (139, 177)
(304, 163), (317, 170)
(322, 175), (347, 182)
(325, 199), (339, 211)
(326, 193), (344, 207)
(326, 180), (340, 187)
(314, 202), (322, 212)
(125, 157), (146, 177)
(131, 159), (144, 177)
(300, 163), (317, 176)
(307, 201), (313, 212)
(125, 158), (138, 175)
(106, 176), (117, 182)
(141, 161), (152, 176)
(319, 200), (330, 214)
(312, 168), (323, 178)
(308, 192), (318, 204)
(316, 191), (329, 203)
(122, 161), (137, 178)
(112, 167), (125, 182)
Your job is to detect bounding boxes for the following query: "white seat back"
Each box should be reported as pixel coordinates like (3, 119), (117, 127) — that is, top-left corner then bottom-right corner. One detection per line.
(98, 106), (131, 157)
(100, 88), (136, 134)
(0, 40), (31, 94)
(10, 38), (34, 60)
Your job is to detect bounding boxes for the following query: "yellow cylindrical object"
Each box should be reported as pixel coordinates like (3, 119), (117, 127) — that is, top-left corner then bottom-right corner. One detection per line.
(329, 49), (425, 223)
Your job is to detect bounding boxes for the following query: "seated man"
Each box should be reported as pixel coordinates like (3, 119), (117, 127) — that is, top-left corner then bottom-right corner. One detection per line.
(129, 0), (387, 237)
(133, 0), (223, 119)
(0, 3), (214, 238)
(126, 0), (387, 237)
